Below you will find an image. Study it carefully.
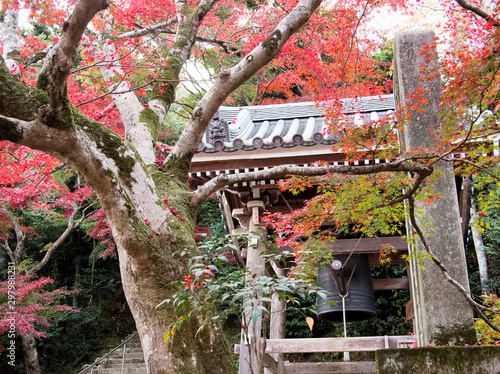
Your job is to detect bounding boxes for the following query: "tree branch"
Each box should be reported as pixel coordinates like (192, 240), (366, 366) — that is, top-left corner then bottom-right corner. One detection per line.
(340, 0), (369, 91)
(128, 25), (232, 52)
(148, 0), (221, 118)
(454, 0), (500, 26)
(82, 17), (156, 163)
(10, 214), (26, 265)
(0, 115), (38, 143)
(168, 0), (324, 172)
(408, 197), (500, 327)
(27, 201), (98, 276)
(191, 160), (433, 206)
(369, 170), (429, 211)
(120, 18), (178, 38)
(1, 10), (22, 77)
(0, 240), (14, 262)
(447, 157), (500, 183)
(37, 0), (110, 126)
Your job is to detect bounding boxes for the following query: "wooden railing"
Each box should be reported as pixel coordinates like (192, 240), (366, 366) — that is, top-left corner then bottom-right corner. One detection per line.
(235, 335), (415, 374)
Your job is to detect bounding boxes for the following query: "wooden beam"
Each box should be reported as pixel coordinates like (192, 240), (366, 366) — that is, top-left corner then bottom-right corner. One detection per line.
(372, 277), (409, 290)
(264, 337), (384, 353)
(326, 237), (408, 254)
(190, 145), (345, 173)
(220, 192), (235, 234)
(235, 336), (415, 354)
(405, 299), (415, 321)
(459, 177), (470, 240)
(283, 361), (376, 374)
(279, 237), (407, 258)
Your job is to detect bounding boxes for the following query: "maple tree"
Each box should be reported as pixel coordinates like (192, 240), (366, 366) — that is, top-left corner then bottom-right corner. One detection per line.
(1, 0), (500, 373)
(0, 141), (98, 373)
(0, 275), (77, 373)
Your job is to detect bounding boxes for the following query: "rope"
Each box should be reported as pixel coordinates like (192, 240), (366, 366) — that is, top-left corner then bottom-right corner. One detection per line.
(344, 234), (364, 265)
(342, 295), (350, 362)
(344, 234), (364, 288)
(336, 234), (363, 362)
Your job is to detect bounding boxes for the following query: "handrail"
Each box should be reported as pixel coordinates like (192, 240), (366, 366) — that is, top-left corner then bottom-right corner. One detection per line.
(77, 331), (140, 374)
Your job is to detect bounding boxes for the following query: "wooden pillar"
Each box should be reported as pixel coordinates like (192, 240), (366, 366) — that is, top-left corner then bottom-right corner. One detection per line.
(239, 195), (267, 374)
(394, 30), (476, 346)
(265, 266), (286, 374)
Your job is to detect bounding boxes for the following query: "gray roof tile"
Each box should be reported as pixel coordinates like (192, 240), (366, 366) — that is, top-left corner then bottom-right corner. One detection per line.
(197, 94), (395, 153)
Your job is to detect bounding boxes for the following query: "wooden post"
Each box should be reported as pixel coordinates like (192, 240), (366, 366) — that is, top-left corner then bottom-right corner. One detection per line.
(393, 30), (476, 346)
(266, 266), (286, 374)
(239, 193), (267, 374)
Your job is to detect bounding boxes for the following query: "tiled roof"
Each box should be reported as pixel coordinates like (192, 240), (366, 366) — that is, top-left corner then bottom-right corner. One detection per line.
(197, 94), (395, 153)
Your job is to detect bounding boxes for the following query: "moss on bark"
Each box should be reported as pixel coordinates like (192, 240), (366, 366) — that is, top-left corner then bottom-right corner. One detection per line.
(261, 30), (282, 54)
(73, 110), (135, 186)
(150, 56), (183, 109)
(139, 108), (161, 143)
(163, 153), (193, 182)
(0, 60), (50, 121)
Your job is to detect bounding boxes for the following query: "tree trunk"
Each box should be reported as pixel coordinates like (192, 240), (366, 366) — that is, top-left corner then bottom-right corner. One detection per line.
(21, 334), (42, 374)
(73, 263), (80, 308)
(100, 169), (236, 374)
(116, 226), (236, 374)
(471, 201), (489, 294)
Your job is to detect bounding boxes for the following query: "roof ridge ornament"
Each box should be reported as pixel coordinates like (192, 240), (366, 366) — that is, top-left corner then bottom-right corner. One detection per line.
(205, 111), (230, 149)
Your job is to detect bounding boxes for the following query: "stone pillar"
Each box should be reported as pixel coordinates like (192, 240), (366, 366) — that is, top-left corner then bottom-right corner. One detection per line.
(239, 195), (267, 374)
(393, 30), (476, 346)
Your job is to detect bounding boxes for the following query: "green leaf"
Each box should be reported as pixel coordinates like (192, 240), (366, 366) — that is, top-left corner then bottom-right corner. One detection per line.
(250, 309), (259, 323)
(156, 299), (171, 309)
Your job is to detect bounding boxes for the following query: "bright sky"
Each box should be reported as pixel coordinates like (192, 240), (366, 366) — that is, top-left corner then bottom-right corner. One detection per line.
(368, 0), (447, 38)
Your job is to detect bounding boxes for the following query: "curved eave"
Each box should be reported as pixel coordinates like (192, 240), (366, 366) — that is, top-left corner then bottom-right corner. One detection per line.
(191, 143), (347, 173)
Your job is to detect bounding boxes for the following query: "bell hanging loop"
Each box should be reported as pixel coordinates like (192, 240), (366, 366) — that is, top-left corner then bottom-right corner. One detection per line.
(329, 260), (348, 297)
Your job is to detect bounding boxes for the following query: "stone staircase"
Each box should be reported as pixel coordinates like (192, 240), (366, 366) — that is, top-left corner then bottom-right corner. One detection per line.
(79, 332), (147, 374)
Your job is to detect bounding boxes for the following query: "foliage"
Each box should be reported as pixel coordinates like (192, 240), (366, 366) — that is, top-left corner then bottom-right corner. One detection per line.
(0, 139), (115, 372)
(471, 171), (500, 293)
(159, 235), (324, 343)
(86, 209), (117, 260)
(264, 172), (407, 250)
(0, 275), (77, 342)
(3, 0), (500, 371)
(196, 197), (227, 238)
(195, 0), (398, 105)
(0, 228), (134, 374)
(472, 171), (500, 236)
(0, 141), (61, 212)
(475, 294), (500, 345)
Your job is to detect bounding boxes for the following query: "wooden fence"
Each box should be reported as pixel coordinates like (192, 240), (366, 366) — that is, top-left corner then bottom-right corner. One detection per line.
(235, 335), (415, 374)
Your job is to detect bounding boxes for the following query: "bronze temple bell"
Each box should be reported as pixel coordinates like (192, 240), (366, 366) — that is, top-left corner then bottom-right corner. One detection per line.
(317, 254), (376, 322)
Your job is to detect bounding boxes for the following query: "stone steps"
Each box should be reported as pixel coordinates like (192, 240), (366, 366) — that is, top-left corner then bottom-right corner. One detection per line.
(94, 368), (147, 374)
(81, 332), (147, 374)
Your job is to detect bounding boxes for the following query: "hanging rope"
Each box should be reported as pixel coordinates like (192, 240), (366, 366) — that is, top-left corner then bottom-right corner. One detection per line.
(344, 234), (364, 289)
(342, 295), (350, 362)
(331, 234), (364, 363)
(344, 234), (364, 265)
